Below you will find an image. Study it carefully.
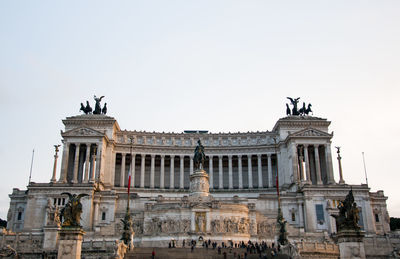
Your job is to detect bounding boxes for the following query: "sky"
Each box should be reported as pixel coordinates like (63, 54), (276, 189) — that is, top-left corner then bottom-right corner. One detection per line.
(0, 1), (399, 220)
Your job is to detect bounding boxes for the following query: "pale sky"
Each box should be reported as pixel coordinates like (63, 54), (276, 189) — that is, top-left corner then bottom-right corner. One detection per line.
(0, 1), (399, 219)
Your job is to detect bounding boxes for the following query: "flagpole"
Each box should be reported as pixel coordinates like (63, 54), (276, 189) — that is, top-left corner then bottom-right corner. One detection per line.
(28, 149), (35, 185)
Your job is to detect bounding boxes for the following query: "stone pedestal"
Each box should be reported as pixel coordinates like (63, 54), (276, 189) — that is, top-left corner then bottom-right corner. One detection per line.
(57, 228), (85, 259)
(189, 169), (209, 197)
(337, 230), (366, 259)
(43, 226), (60, 251)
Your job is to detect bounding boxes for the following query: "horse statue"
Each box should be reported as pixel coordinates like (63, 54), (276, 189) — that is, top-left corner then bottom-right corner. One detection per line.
(60, 192), (89, 228)
(298, 102), (313, 116)
(79, 101), (93, 114)
(193, 140), (206, 170)
(286, 103), (291, 116)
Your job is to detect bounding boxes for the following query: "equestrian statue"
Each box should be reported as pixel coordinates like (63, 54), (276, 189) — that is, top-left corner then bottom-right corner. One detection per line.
(193, 140), (206, 170)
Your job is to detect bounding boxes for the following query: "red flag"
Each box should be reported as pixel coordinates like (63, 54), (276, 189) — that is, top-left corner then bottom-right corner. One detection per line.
(127, 167), (132, 196)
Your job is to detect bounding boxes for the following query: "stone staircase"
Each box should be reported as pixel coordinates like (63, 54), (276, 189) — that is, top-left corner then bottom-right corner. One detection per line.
(125, 247), (291, 259)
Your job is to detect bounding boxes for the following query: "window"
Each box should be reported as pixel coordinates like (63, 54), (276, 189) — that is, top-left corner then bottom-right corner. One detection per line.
(375, 213), (380, 222)
(17, 212), (22, 221)
(102, 212), (106, 221)
(315, 204), (324, 224)
(62, 198), (65, 205)
(291, 212), (296, 221)
(54, 198), (57, 205)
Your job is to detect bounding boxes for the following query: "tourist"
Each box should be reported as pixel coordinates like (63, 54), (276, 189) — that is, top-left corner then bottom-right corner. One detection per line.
(151, 250), (155, 259)
(182, 239), (185, 247)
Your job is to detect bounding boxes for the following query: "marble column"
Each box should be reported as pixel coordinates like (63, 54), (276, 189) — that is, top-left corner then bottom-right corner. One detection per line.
(72, 144), (80, 183)
(150, 154), (155, 188)
(325, 143), (335, 184)
(257, 154), (263, 188)
(314, 145), (323, 185)
(291, 143), (299, 184)
(95, 143), (102, 182)
(59, 142), (69, 183)
(218, 155), (223, 189)
(89, 146), (96, 183)
(248, 155), (253, 188)
(130, 154), (136, 187)
(160, 155), (165, 188)
(298, 147), (305, 182)
(83, 144), (90, 183)
(209, 156), (213, 189)
(170, 155), (175, 189)
(228, 155), (233, 189)
(140, 154), (145, 188)
(180, 155), (184, 189)
(267, 154), (272, 188)
(298, 202), (304, 228)
(238, 155), (243, 189)
(120, 153), (126, 187)
(190, 155), (194, 175)
(304, 145), (312, 184)
(51, 146), (60, 183)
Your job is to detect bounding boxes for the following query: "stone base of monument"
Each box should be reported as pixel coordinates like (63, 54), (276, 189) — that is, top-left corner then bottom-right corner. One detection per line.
(189, 169), (209, 197)
(337, 230), (366, 259)
(57, 227), (85, 259)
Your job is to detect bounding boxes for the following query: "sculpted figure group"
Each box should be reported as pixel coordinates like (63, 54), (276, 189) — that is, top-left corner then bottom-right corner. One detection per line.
(286, 97), (312, 116)
(80, 95), (107, 115)
(331, 189), (361, 232)
(60, 192), (88, 228)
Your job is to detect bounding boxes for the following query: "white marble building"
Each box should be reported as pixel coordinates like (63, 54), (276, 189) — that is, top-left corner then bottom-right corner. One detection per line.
(5, 112), (393, 251)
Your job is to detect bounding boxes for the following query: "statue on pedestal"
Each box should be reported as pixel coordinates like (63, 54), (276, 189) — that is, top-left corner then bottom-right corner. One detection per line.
(193, 140), (206, 170)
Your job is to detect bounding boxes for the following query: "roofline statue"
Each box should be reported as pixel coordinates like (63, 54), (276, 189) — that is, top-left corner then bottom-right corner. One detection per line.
(286, 97), (313, 116)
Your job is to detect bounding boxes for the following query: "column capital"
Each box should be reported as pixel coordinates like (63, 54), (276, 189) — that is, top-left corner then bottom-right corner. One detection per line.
(237, 154), (242, 158)
(151, 154), (155, 158)
(228, 155), (232, 159)
(180, 155), (185, 159)
(218, 155), (223, 159)
(160, 154), (165, 158)
(122, 153), (127, 157)
(208, 154), (214, 158)
(257, 154), (262, 158)
(267, 153), (272, 158)
(170, 155), (175, 159)
(247, 154), (252, 159)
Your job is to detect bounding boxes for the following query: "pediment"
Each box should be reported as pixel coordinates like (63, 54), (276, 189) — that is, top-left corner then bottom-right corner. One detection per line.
(62, 127), (105, 137)
(290, 128), (332, 138)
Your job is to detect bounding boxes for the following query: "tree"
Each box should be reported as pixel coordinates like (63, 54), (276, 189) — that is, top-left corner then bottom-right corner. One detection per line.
(0, 218), (7, 228)
(390, 217), (400, 231)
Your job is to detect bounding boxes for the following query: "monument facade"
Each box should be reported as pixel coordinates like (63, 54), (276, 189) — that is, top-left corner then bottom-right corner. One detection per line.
(3, 99), (399, 258)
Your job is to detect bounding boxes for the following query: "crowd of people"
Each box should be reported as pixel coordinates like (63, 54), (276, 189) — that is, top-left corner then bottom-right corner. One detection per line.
(167, 239), (283, 258)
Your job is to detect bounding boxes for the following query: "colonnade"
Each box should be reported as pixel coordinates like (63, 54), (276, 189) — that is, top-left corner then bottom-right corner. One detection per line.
(295, 143), (335, 185)
(114, 153), (278, 190)
(58, 142), (100, 183)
